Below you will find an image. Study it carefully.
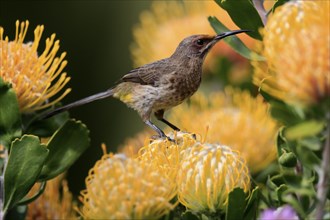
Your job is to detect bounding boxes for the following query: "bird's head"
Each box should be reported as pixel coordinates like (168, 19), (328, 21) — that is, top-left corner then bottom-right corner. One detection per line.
(172, 30), (250, 59)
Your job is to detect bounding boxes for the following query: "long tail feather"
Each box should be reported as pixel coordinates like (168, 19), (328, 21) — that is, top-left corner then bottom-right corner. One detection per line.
(41, 89), (114, 119)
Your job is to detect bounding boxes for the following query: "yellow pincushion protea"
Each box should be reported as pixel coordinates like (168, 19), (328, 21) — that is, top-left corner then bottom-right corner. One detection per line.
(26, 174), (76, 220)
(253, 1), (330, 106)
(0, 20), (71, 113)
(138, 132), (250, 213)
(80, 152), (177, 219)
(138, 132), (198, 181)
(131, 0), (254, 81)
(178, 143), (250, 213)
(117, 130), (153, 158)
(168, 88), (278, 173)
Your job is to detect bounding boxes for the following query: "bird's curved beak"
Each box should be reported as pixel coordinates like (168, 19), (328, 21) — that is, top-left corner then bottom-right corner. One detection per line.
(200, 30), (251, 56)
(214, 29), (251, 40)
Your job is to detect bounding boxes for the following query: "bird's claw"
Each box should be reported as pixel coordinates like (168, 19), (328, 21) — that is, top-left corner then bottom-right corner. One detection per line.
(166, 136), (176, 142)
(150, 134), (175, 143)
(176, 130), (197, 140)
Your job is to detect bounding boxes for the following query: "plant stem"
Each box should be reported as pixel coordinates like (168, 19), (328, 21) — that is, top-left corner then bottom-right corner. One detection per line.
(315, 118), (330, 219)
(0, 148), (8, 220)
(252, 0), (267, 25)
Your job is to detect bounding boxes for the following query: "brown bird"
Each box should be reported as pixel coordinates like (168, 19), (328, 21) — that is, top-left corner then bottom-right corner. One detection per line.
(44, 30), (249, 139)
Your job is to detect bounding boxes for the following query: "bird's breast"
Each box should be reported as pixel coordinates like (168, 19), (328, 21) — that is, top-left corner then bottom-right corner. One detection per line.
(153, 69), (202, 110)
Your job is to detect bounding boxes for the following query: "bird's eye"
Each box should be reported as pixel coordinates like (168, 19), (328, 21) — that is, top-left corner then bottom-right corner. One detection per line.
(196, 39), (204, 46)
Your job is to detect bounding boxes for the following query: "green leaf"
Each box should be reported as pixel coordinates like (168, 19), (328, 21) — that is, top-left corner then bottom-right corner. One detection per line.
(282, 172), (302, 188)
(285, 185), (315, 198)
(276, 184), (288, 204)
(267, 175), (278, 190)
(4, 205), (28, 220)
(208, 16), (265, 61)
(278, 151), (297, 168)
(272, 0), (290, 13)
(4, 135), (49, 212)
(296, 146), (321, 169)
(24, 111), (69, 137)
(299, 137), (322, 151)
(277, 127), (288, 157)
(226, 188), (246, 220)
(16, 181), (46, 206)
(254, 162), (279, 183)
(270, 101), (305, 125)
(268, 174), (285, 188)
(260, 90), (306, 122)
(38, 119), (90, 181)
(0, 77), (22, 147)
(300, 195), (311, 212)
(259, 90), (276, 103)
(181, 211), (200, 220)
(215, 0), (264, 40)
(285, 120), (324, 140)
(244, 187), (259, 220)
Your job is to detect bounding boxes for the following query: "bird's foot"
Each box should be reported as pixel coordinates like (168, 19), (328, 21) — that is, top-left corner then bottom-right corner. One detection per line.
(150, 134), (175, 142)
(149, 131), (197, 144)
(166, 136), (176, 142)
(178, 131), (196, 140)
(165, 131), (197, 143)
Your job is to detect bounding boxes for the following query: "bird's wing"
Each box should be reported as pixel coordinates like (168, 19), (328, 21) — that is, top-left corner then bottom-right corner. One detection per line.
(119, 59), (173, 86)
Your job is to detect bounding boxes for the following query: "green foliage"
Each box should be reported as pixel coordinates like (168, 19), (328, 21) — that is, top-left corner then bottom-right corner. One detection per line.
(243, 187), (260, 220)
(259, 91), (305, 125)
(269, 101), (305, 125)
(0, 78), (22, 147)
(23, 111), (69, 137)
(226, 188), (246, 220)
(278, 151), (297, 168)
(271, 0), (290, 13)
(226, 187), (261, 220)
(38, 119), (90, 181)
(3, 135), (49, 212)
(0, 76), (90, 216)
(2, 117), (90, 213)
(181, 211), (200, 220)
(262, 119), (326, 218)
(285, 120), (324, 140)
(215, 0), (264, 40)
(208, 16), (265, 61)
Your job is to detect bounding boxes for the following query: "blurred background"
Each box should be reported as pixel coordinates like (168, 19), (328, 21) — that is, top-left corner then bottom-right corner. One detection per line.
(1, 1), (152, 196)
